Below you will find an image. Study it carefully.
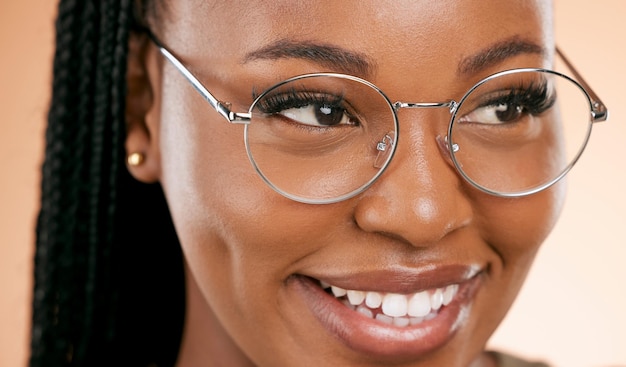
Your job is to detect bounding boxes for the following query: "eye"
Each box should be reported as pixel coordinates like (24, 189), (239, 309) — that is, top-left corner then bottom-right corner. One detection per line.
(458, 81), (556, 125)
(280, 102), (356, 127)
(256, 90), (359, 128)
(459, 103), (525, 125)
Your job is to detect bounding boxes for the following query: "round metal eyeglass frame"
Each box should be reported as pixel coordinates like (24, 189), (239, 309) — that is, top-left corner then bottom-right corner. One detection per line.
(150, 36), (609, 204)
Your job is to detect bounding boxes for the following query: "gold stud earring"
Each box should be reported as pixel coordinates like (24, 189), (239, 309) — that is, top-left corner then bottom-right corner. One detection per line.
(127, 152), (145, 166)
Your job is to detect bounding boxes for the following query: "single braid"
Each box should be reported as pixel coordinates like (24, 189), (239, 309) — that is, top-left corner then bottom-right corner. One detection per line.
(33, 0), (85, 363)
(31, 1), (185, 366)
(75, 0), (118, 360)
(99, 0), (131, 350)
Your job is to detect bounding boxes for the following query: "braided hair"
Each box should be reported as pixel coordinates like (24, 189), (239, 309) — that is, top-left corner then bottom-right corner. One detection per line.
(31, 1), (184, 365)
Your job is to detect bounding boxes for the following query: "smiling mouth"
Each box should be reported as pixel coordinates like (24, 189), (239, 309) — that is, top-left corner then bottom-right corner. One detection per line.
(289, 267), (482, 360)
(286, 264), (485, 363)
(321, 281), (460, 327)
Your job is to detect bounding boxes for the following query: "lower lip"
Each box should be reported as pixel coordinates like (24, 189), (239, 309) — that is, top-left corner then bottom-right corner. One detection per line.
(289, 275), (481, 362)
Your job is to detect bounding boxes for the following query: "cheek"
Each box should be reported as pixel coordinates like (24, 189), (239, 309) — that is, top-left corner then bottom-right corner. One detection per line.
(156, 74), (267, 295)
(155, 80), (290, 358)
(475, 179), (566, 295)
(158, 98), (355, 363)
(459, 181), (565, 346)
(155, 76), (345, 343)
(478, 179), (565, 261)
(157, 71), (267, 232)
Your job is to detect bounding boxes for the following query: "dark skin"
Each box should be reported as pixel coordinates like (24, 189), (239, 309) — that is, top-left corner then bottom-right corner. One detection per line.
(125, 1), (561, 366)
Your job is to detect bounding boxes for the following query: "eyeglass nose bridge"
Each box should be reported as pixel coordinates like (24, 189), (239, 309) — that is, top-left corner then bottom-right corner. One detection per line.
(391, 100), (461, 154)
(393, 100), (458, 114)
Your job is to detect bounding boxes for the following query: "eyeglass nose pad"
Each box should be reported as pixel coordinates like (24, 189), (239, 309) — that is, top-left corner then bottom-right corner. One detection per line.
(435, 135), (460, 166)
(374, 132), (396, 169)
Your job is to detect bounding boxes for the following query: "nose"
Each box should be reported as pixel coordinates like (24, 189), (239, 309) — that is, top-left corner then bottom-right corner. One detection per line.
(354, 109), (473, 247)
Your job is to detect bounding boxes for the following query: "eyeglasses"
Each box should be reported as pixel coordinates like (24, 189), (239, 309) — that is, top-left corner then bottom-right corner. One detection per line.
(150, 36), (608, 204)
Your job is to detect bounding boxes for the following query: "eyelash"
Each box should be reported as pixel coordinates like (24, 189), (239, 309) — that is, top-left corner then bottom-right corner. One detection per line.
(250, 79), (555, 128)
(254, 89), (348, 115)
(481, 81), (556, 115)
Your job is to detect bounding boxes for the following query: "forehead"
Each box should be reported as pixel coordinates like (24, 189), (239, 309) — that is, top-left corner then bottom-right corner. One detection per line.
(158, 0), (553, 95)
(161, 0), (553, 49)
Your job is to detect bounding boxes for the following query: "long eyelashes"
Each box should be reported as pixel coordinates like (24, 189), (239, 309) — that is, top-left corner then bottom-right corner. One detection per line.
(254, 82), (555, 116)
(482, 81), (556, 116)
(254, 88), (347, 115)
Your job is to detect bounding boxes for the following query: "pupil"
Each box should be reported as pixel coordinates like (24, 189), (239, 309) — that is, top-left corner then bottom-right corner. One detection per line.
(315, 103), (343, 125)
(495, 104), (523, 122)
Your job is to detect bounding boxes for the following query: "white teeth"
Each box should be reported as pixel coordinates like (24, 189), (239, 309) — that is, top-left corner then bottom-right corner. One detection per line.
(356, 305), (373, 318)
(375, 313), (393, 325)
(365, 291), (382, 309)
(430, 288), (444, 311)
(443, 284), (458, 306)
(331, 286), (347, 297)
(356, 305), (414, 328)
(407, 291), (431, 317)
(382, 294), (408, 317)
(347, 290), (365, 306)
(393, 316), (410, 327)
(324, 281), (461, 327)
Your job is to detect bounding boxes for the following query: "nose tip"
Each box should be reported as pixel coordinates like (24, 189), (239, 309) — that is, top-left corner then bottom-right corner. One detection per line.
(354, 180), (472, 247)
(353, 124), (473, 247)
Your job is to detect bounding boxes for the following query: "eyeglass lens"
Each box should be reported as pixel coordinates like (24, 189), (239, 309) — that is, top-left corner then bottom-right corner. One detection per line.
(450, 69), (592, 196)
(245, 75), (397, 203)
(243, 71), (592, 202)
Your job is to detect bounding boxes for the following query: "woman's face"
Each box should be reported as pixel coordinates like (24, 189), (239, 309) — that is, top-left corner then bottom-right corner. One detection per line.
(129, 1), (561, 366)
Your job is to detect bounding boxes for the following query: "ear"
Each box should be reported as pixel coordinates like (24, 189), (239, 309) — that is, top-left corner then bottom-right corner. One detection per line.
(125, 31), (161, 183)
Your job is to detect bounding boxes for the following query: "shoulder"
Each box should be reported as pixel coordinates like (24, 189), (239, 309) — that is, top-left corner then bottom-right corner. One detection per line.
(489, 351), (551, 367)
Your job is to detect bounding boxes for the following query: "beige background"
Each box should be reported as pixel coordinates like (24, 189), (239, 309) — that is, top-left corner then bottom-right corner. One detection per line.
(1, 1), (624, 366)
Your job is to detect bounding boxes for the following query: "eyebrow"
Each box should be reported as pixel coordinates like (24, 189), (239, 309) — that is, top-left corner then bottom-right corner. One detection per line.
(242, 36), (544, 79)
(457, 37), (546, 76)
(243, 39), (375, 77)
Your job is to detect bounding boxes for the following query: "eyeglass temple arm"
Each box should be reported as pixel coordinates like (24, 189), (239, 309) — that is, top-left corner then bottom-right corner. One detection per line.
(556, 47), (608, 122)
(146, 35), (608, 125)
(148, 33), (250, 124)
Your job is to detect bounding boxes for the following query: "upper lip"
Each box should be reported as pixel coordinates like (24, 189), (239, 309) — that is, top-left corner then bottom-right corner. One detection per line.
(302, 263), (483, 294)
